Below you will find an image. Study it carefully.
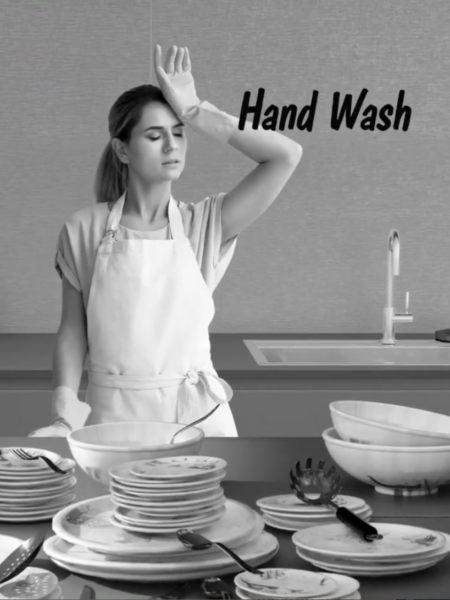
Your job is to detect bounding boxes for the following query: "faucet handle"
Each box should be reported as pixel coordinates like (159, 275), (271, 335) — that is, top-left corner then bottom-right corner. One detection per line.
(405, 291), (410, 314)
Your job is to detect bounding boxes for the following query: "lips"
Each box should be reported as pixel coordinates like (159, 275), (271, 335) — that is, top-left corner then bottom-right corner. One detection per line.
(162, 160), (179, 164)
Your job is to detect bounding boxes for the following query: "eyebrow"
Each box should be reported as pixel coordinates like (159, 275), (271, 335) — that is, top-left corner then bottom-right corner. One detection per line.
(144, 123), (185, 132)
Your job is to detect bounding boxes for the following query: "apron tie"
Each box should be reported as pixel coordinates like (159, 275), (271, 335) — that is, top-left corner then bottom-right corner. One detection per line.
(88, 368), (233, 425)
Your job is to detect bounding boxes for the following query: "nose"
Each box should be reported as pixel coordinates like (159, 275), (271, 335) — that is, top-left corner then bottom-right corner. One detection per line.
(163, 132), (180, 152)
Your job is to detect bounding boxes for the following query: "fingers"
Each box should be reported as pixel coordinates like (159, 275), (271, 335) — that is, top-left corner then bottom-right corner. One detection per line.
(165, 45), (177, 75)
(154, 44), (163, 71)
(174, 47), (185, 73)
(184, 46), (191, 71)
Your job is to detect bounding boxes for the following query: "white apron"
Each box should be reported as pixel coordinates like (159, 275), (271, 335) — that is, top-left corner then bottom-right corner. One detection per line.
(84, 191), (238, 437)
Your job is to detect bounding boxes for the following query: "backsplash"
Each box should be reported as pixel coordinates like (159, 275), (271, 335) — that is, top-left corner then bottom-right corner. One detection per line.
(1, 0), (449, 333)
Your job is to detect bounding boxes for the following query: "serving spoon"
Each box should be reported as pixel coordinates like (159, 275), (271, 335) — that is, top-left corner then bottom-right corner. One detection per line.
(170, 405), (220, 444)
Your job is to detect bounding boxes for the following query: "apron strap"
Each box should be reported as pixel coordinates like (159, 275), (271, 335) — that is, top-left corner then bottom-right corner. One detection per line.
(103, 191), (186, 241)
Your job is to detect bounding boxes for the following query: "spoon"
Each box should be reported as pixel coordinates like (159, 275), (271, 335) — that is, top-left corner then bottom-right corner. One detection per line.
(0, 531), (46, 584)
(170, 405), (220, 444)
(289, 458), (383, 542)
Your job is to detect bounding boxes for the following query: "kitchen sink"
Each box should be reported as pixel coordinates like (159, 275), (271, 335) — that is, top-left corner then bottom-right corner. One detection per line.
(243, 339), (450, 366)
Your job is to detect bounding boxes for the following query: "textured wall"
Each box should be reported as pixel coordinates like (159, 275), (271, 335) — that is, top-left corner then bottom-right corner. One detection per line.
(1, 0), (449, 333)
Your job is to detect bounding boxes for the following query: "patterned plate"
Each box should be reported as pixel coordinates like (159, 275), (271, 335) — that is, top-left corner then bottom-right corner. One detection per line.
(0, 494), (76, 518)
(129, 456), (227, 481)
(110, 488), (224, 513)
(110, 469), (225, 491)
(112, 504), (226, 534)
(0, 448), (75, 472)
(234, 568), (337, 599)
(0, 474), (76, 491)
(256, 494), (366, 514)
(44, 532), (279, 581)
(292, 523), (447, 559)
(113, 500), (225, 525)
(0, 478), (76, 499)
(263, 509), (372, 532)
(52, 495), (264, 556)
(109, 481), (222, 501)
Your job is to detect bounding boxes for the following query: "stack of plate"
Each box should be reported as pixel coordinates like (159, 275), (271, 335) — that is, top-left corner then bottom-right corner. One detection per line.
(256, 494), (372, 532)
(233, 568), (360, 599)
(0, 535), (62, 599)
(44, 493), (279, 581)
(109, 456), (229, 534)
(293, 522), (450, 577)
(0, 448), (76, 522)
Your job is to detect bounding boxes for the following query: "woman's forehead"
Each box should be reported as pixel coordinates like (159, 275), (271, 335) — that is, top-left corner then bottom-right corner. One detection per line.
(139, 102), (180, 129)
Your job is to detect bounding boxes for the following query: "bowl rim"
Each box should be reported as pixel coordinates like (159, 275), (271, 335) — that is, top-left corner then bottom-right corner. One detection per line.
(329, 401), (450, 441)
(67, 421), (204, 452)
(322, 426), (450, 452)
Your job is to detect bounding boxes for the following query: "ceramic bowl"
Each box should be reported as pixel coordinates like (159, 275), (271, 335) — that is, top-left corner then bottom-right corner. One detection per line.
(67, 421), (204, 485)
(322, 426), (450, 496)
(330, 400), (450, 447)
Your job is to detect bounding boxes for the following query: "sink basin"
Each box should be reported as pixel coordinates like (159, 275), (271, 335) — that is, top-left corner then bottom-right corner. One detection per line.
(243, 339), (450, 366)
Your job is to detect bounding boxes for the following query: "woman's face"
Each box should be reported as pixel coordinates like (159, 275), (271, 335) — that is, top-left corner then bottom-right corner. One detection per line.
(118, 102), (187, 182)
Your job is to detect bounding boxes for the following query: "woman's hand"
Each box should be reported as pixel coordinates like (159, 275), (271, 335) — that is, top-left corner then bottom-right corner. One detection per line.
(153, 44), (201, 119)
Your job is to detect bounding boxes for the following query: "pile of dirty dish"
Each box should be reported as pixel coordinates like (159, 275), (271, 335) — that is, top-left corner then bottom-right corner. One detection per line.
(323, 400), (450, 496)
(0, 535), (63, 599)
(44, 456), (279, 581)
(0, 447), (76, 522)
(233, 567), (361, 600)
(293, 522), (450, 577)
(256, 493), (372, 532)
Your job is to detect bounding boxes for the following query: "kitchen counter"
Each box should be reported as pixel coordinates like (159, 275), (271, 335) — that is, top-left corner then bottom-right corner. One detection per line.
(1, 436), (449, 599)
(1, 333), (450, 389)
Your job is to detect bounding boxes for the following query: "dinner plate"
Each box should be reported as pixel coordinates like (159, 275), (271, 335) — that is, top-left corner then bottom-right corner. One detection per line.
(110, 469), (226, 491)
(52, 495), (264, 556)
(234, 568), (337, 599)
(0, 567), (59, 600)
(110, 481), (222, 501)
(236, 571), (359, 600)
(234, 587), (361, 600)
(0, 468), (75, 482)
(262, 509), (372, 532)
(129, 456), (227, 480)
(112, 504), (226, 533)
(0, 476), (77, 493)
(292, 522), (447, 559)
(110, 487), (224, 512)
(0, 489), (76, 507)
(111, 496), (226, 519)
(44, 531), (279, 581)
(0, 494), (76, 518)
(0, 448), (75, 472)
(261, 505), (371, 521)
(256, 494), (366, 515)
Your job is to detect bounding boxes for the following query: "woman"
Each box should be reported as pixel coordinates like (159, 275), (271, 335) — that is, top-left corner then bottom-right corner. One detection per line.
(29, 45), (302, 437)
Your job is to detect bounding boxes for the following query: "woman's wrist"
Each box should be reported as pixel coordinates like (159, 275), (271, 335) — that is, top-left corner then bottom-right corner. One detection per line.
(180, 100), (238, 144)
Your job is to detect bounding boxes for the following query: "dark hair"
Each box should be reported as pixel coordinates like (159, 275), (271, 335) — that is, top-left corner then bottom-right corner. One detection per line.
(93, 84), (170, 204)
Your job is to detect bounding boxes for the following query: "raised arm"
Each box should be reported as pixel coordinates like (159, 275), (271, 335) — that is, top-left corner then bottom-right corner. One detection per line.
(154, 44), (302, 244)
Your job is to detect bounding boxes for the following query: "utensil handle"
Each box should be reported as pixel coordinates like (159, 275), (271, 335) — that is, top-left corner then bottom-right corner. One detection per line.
(38, 455), (67, 474)
(171, 404), (220, 443)
(335, 507), (383, 541)
(213, 542), (262, 575)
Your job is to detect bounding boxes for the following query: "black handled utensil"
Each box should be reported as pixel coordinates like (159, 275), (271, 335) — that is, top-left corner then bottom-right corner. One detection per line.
(289, 458), (383, 542)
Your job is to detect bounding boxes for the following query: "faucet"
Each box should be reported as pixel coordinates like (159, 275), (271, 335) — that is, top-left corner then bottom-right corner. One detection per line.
(381, 229), (413, 345)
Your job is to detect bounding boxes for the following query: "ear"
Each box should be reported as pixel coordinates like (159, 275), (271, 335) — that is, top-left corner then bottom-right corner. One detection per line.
(111, 138), (129, 164)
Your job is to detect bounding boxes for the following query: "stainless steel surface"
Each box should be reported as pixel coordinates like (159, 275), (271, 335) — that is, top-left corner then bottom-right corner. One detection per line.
(244, 339), (450, 366)
(289, 458), (383, 541)
(381, 229), (414, 344)
(0, 531), (46, 584)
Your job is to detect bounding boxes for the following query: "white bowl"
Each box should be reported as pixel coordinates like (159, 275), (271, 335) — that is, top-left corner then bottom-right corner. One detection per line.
(322, 427), (450, 496)
(330, 400), (450, 447)
(67, 421), (204, 485)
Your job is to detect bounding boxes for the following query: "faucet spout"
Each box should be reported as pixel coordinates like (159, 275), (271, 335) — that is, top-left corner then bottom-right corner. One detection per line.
(386, 229), (400, 308)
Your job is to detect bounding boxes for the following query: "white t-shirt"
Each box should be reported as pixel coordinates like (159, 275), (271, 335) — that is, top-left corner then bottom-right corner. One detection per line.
(55, 192), (238, 311)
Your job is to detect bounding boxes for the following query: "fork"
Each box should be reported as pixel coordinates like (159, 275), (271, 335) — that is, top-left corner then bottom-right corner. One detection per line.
(10, 448), (68, 474)
(289, 457), (383, 542)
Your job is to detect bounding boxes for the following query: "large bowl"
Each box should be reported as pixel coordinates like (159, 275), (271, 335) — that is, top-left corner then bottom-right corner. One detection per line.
(67, 421), (204, 485)
(322, 426), (450, 496)
(330, 400), (450, 447)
